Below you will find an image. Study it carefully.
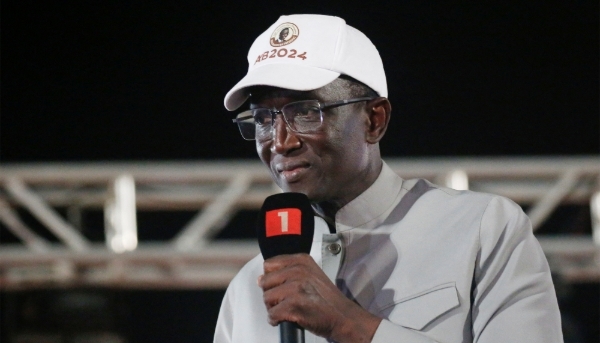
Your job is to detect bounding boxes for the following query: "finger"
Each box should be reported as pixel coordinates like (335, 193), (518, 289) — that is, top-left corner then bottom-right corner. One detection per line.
(262, 285), (283, 309)
(265, 292), (303, 327)
(260, 262), (309, 291)
(263, 253), (310, 273)
(262, 278), (307, 308)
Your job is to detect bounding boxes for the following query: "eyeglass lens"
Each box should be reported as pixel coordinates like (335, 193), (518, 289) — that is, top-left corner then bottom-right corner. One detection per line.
(235, 100), (324, 140)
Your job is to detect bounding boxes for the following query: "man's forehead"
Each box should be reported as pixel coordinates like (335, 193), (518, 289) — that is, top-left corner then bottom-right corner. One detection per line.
(248, 86), (323, 104)
(248, 79), (350, 104)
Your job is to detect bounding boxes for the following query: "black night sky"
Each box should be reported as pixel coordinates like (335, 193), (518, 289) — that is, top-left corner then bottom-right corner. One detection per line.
(2, 1), (598, 162)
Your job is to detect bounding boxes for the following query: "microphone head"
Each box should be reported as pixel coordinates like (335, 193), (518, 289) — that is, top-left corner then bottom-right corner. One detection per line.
(257, 192), (315, 260)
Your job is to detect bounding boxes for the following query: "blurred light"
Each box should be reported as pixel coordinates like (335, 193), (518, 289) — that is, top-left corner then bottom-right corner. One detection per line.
(105, 175), (138, 253)
(445, 170), (469, 191)
(591, 192), (600, 246)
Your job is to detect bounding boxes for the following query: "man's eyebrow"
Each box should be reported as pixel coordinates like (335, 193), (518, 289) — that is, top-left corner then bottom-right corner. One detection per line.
(249, 88), (316, 103)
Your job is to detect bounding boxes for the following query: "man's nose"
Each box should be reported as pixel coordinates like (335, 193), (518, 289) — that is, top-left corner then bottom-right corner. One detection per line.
(270, 115), (301, 154)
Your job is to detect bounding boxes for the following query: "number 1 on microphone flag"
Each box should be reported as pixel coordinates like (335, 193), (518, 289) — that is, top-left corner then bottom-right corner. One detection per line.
(265, 208), (302, 237)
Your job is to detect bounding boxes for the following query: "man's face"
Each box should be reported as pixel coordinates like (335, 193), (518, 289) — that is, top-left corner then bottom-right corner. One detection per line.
(279, 28), (289, 40)
(251, 80), (375, 206)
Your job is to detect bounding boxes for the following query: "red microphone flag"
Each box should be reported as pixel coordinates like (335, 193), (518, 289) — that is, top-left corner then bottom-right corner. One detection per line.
(265, 208), (302, 237)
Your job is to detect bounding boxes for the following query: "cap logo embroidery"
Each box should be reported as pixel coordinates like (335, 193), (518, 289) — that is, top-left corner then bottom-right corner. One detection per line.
(270, 23), (299, 47)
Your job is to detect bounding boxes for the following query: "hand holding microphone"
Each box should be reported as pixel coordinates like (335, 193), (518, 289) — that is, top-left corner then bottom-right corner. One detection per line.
(257, 193), (382, 343)
(257, 193), (313, 343)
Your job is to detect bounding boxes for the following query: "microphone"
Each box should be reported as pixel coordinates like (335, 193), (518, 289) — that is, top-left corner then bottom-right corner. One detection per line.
(257, 192), (315, 343)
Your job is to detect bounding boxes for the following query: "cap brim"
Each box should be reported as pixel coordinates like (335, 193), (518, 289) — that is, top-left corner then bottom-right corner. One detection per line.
(224, 63), (340, 111)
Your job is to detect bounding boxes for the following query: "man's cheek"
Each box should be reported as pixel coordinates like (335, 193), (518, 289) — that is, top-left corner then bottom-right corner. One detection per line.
(256, 141), (264, 156)
(257, 143), (270, 163)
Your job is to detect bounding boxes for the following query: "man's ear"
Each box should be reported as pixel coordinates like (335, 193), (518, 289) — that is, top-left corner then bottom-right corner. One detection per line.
(365, 97), (392, 144)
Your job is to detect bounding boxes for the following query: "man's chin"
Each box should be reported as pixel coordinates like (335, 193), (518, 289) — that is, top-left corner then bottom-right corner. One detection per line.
(278, 182), (311, 196)
(279, 183), (304, 194)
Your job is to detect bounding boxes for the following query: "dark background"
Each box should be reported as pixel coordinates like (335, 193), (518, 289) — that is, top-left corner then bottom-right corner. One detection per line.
(2, 1), (598, 161)
(1, 1), (599, 343)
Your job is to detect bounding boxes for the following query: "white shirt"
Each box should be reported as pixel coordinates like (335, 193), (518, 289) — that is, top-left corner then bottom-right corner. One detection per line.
(214, 162), (563, 342)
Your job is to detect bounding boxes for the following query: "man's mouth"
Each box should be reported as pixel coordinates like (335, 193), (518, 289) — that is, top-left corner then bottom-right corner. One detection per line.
(275, 162), (310, 182)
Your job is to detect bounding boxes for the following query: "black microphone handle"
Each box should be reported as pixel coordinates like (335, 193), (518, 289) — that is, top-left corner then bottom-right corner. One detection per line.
(280, 321), (304, 343)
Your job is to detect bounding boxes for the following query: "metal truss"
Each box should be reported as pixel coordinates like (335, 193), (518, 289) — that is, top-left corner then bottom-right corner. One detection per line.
(1, 157), (599, 290)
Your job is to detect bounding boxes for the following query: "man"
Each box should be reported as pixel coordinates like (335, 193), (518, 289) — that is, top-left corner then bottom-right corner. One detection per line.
(215, 14), (563, 343)
(278, 27), (289, 43)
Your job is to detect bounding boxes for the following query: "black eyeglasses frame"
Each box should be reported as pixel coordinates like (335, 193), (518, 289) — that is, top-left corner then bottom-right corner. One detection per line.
(232, 97), (377, 141)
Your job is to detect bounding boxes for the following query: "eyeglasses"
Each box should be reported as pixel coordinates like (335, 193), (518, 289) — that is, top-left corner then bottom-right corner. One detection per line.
(232, 97), (375, 141)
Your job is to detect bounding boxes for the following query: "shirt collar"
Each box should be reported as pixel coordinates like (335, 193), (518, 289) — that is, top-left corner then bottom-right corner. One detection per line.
(335, 161), (404, 231)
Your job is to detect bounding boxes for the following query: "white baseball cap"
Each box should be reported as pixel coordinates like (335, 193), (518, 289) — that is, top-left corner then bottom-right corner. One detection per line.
(224, 14), (387, 111)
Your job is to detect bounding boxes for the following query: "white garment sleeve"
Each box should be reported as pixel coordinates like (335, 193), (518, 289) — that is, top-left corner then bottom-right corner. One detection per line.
(214, 283), (234, 343)
(214, 255), (280, 343)
(471, 196), (563, 342)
